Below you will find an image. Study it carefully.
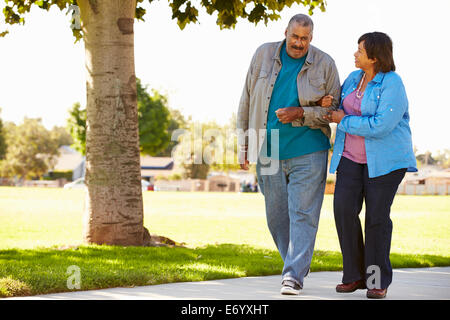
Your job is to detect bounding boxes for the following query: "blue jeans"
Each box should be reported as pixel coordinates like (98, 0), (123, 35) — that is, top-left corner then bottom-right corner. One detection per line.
(256, 149), (328, 287)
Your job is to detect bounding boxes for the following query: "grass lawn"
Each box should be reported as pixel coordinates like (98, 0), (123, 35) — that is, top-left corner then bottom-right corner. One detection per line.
(0, 187), (449, 297)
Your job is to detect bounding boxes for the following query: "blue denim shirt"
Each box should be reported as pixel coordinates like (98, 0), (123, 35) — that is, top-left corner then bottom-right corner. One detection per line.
(329, 70), (417, 178)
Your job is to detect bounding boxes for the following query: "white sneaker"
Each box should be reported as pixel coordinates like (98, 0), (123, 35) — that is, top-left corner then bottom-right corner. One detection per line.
(280, 280), (302, 295)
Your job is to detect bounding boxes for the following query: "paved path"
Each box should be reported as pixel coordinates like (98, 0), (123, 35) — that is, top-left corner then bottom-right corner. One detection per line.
(6, 267), (449, 300)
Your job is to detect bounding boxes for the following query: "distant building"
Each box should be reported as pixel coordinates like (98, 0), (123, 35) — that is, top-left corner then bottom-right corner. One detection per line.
(51, 146), (84, 170)
(50, 146), (176, 183)
(140, 156), (174, 183)
(208, 175), (241, 192)
(154, 175), (241, 192)
(49, 146), (84, 181)
(397, 166), (450, 195)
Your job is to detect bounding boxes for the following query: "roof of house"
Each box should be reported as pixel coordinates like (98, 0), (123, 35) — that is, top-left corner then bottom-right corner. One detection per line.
(140, 156), (174, 170)
(52, 146), (84, 171)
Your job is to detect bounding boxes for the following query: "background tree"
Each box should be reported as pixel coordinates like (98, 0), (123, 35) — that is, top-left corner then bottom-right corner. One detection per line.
(1, 0), (326, 246)
(172, 118), (245, 179)
(0, 108), (6, 161)
(172, 120), (214, 180)
(156, 108), (189, 157)
(67, 79), (175, 156)
(137, 78), (171, 156)
(0, 118), (59, 182)
(50, 125), (74, 148)
(416, 151), (436, 166)
(434, 149), (450, 169)
(67, 102), (86, 155)
(208, 113), (249, 173)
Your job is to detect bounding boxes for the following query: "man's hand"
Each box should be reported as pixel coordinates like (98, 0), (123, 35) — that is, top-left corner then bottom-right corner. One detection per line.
(275, 107), (304, 124)
(323, 109), (345, 123)
(239, 146), (249, 170)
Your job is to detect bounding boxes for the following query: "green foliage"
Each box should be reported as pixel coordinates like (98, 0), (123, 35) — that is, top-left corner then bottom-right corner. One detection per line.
(163, 0), (327, 30)
(0, 244), (284, 297)
(1, 0), (81, 41)
(50, 125), (74, 147)
(416, 149), (450, 169)
(2, 0), (327, 41)
(209, 113), (244, 173)
(66, 102), (86, 156)
(43, 170), (73, 181)
(416, 151), (437, 166)
(137, 78), (171, 156)
(1, 243), (448, 297)
(172, 120), (212, 179)
(0, 277), (32, 298)
(0, 118), (60, 180)
(156, 107), (189, 157)
(433, 149), (450, 169)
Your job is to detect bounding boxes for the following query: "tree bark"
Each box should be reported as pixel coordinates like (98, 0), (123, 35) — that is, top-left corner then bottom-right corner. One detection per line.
(78, 0), (145, 246)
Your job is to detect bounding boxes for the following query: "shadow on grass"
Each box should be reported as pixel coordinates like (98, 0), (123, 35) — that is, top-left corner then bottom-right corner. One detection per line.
(0, 244), (449, 297)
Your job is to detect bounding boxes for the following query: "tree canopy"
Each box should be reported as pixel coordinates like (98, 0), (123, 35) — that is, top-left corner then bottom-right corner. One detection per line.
(0, 118), (59, 180)
(1, 0), (326, 41)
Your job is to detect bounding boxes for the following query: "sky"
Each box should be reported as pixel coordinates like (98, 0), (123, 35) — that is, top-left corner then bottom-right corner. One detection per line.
(0, 0), (449, 155)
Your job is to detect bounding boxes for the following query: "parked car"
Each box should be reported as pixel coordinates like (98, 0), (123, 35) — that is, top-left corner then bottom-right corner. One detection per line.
(63, 177), (85, 189)
(64, 178), (153, 192)
(141, 179), (154, 191)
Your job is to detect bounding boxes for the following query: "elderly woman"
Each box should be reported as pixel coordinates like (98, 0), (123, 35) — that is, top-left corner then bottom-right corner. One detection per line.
(325, 32), (417, 299)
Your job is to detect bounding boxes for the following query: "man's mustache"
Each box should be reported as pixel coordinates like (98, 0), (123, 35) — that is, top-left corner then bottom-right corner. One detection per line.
(291, 45), (304, 50)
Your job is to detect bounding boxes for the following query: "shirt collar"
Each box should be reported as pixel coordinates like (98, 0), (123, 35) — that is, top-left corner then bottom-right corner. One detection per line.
(372, 72), (385, 83)
(354, 69), (385, 84)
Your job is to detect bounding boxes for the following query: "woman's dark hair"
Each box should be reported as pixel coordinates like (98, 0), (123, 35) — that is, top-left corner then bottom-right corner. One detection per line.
(358, 32), (395, 73)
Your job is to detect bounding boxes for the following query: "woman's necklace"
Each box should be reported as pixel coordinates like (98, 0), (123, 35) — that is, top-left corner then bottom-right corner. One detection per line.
(356, 73), (366, 99)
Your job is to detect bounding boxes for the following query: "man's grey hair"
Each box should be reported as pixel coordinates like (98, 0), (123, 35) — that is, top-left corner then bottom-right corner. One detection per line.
(288, 14), (314, 32)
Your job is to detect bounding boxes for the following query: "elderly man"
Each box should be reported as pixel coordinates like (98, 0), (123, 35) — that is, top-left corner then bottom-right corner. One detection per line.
(237, 14), (340, 294)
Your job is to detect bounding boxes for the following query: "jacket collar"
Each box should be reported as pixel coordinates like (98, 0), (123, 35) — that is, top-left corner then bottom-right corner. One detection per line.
(353, 69), (385, 84)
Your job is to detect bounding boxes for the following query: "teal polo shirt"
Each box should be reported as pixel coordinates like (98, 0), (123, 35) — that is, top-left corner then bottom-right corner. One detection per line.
(265, 43), (330, 160)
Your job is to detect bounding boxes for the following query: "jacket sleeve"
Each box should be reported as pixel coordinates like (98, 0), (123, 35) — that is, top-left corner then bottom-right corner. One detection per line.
(236, 53), (255, 161)
(338, 75), (408, 138)
(292, 58), (341, 127)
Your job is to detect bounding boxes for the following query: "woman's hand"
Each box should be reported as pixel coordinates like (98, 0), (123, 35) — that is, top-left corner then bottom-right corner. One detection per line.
(323, 109), (345, 123)
(316, 95), (334, 108)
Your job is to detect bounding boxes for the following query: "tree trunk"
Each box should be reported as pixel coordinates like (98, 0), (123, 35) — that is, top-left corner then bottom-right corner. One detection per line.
(78, 0), (145, 246)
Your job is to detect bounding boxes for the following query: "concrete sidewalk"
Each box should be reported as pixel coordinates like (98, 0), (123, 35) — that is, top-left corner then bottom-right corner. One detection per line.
(6, 267), (450, 300)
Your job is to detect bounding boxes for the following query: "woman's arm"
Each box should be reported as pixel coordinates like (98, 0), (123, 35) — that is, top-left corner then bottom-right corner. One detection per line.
(338, 75), (408, 138)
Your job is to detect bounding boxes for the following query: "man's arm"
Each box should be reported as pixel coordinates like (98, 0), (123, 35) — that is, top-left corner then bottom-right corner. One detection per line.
(236, 55), (254, 169)
(292, 59), (341, 127)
